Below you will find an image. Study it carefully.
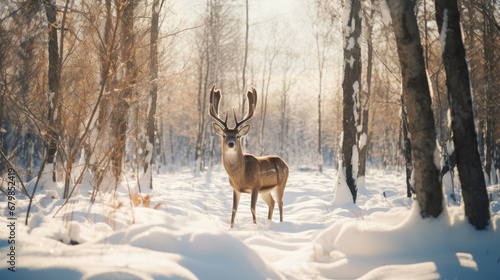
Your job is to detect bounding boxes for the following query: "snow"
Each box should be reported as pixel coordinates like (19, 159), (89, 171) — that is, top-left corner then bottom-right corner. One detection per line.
(342, 0), (353, 37)
(1, 167), (499, 279)
(347, 55), (355, 68)
(139, 142), (155, 189)
(447, 108), (452, 129)
(359, 132), (367, 149)
(380, 0), (392, 26)
(335, 164), (355, 206)
(339, 131), (344, 149)
(446, 139), (454, 155)
(353, 80), (360, 131)
(34, 163), (58, 194)
(346, 37), (355, 50)
(434, 142), (442, 173)
(352, 144), (359, 180)
(152, 2), (159, 15)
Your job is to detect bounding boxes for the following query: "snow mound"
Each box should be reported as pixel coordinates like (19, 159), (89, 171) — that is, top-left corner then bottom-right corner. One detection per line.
(1, 207), (284, 280)
(1, 168), (499, 279)
(314, 202), (500, 279)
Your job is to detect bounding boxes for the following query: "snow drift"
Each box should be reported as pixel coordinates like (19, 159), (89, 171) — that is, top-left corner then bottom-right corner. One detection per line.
(1, 167), (499, 279)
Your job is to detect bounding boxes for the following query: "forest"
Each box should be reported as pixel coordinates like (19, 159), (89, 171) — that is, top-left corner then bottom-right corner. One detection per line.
(0, 0), (499, 279)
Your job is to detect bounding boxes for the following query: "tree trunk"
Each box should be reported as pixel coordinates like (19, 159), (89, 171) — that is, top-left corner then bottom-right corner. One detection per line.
(112, 0), (136, 181)
(279, 64), (291, 158)
(195, 46), (207, 175)
(401, 90), (414, 197)
(340, 0), (361, 203)
(142, 0), (162, 189)
(59, 0), (71, 198)
(259, 51), (267, 154)
(358, 0), (375, 179)
(97, 0), (113, 137)
(15, 10), (37, 180)
(260, 48), (276, 155)
(241, 0), (249, 114)
(44, 0), (61, 183)
(387, 0), (443, 218)
(482, 0), (496, 185)
(0, 25), (6, 169)
(435, 0), (490, 230)
(318, 72), (323, 173)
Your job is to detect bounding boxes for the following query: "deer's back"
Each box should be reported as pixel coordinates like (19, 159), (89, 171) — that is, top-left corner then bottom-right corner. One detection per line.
(242, 154), (288, 188)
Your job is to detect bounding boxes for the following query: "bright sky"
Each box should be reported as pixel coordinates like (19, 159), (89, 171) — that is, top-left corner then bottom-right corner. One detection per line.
(169, 0), (344, 108)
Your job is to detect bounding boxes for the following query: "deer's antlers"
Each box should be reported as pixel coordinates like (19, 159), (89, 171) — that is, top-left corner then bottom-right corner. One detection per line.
(209, 85), (229, 129)
(209, 85), (257, 130)
(234, 88), (257, 130)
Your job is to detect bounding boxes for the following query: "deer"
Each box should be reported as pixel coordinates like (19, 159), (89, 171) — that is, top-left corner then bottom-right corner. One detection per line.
(209, 85), (289, 228)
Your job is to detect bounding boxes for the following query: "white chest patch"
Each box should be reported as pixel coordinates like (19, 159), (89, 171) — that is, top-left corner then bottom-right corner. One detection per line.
(224, 150), (240, 166)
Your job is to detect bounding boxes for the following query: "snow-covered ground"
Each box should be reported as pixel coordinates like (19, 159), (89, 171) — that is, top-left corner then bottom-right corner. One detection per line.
(1, 166), (499, 279)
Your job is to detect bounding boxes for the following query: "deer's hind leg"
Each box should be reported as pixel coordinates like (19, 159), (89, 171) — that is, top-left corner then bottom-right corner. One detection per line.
(251, 189), (259, 224)
(275, 187), (284, 222)
(275, 170), (288, 222)
(260, 192), (275, 220)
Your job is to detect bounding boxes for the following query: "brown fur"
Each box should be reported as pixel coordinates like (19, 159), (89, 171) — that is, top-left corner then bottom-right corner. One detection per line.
(218, 129), (289, 228)
(210, 85), (289, 228)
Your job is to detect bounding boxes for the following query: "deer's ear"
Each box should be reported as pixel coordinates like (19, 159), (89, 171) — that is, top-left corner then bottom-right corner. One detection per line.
(237, 125), (250, 137)
(213, 122), (225, 136)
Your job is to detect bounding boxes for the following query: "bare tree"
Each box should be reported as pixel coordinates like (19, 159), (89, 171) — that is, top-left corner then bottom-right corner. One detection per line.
(142, 0), (164, 190)
(357, 0), (375, 180)
(279, 48), (298, 159)
(386, 0), (443, 218)
(435, 0), (490, 229)
(194, 33), (208, 175)
(401, 88), (414, 197)
(97, 0), (114, 138)
(311, 0), (335, 173)
(0, 11), (8, 169)
(43, 0), (62, 184)
(259, 38), (278, 156)
(11, 1), (41, 180)
(340, 0), (361, 202)
(112, 0), (137, 182)
(480, 0), (500, 185)
(240, 0), (249, 115)
(194, 0), (238, 174)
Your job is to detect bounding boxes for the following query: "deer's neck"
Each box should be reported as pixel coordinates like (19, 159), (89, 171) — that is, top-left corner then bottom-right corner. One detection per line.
(222, 145), (245, 177)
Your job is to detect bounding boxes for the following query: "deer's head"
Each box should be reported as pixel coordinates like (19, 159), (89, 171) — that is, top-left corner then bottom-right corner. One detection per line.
(209, 85), (257, 151)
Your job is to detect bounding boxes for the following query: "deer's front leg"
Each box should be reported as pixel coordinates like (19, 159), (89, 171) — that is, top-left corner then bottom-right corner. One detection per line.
(231, 190), (241, 228)
(251, 189), (258, 224)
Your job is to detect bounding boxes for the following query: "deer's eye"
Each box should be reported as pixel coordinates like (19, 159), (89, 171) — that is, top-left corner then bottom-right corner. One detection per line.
(223, 135), (226, 138)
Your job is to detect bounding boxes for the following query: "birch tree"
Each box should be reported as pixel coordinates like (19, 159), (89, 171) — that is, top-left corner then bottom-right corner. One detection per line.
(339, 0), (361, 203)
(386, 0), (443, 218)
(43, 0), (61, 185)
(357, 0), (375, 181)
(142, 0), (164, 190)
(435, 0), (490, 229)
